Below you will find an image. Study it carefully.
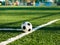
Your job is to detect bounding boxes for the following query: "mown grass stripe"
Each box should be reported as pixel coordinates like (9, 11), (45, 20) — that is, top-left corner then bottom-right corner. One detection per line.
(0, 19), (60, 45)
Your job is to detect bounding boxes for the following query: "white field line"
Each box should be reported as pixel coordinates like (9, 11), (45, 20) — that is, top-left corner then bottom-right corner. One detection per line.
(0, 19), (60, 45)
(0, 28), (22, 31)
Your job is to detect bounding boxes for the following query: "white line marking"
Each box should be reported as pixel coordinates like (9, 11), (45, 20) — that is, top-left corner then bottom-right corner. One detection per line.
(0, 28), (22, 31)
(0, 19), (60, 45)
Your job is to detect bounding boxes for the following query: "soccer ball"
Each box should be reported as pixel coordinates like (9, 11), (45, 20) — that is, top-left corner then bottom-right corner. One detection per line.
(21, 22), (32, 32)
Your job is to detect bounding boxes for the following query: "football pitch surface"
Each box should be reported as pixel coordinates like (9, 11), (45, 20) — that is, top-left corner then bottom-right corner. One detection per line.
(0, 7), (60, 45)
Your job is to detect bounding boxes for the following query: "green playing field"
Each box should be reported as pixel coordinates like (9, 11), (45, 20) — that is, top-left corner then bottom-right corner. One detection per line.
(0, 7), (60, 45)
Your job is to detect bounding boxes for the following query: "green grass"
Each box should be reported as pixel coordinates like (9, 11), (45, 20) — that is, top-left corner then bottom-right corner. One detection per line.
(8, 22), (60, 45)
(0, 7), (60, 45)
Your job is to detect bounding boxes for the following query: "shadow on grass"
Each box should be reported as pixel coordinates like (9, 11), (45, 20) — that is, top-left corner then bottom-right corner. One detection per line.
(0, 7), (60, 10)
(0, 30), (24, 33)
(40, 26), (60, 30)
(0, 12), (59, 28)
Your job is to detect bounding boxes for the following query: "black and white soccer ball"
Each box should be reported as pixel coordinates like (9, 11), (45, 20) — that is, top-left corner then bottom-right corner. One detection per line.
(21, 22), (32, 32)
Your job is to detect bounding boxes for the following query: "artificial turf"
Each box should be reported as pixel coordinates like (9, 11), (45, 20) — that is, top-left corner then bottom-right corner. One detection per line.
(0, 7), (60, 45)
